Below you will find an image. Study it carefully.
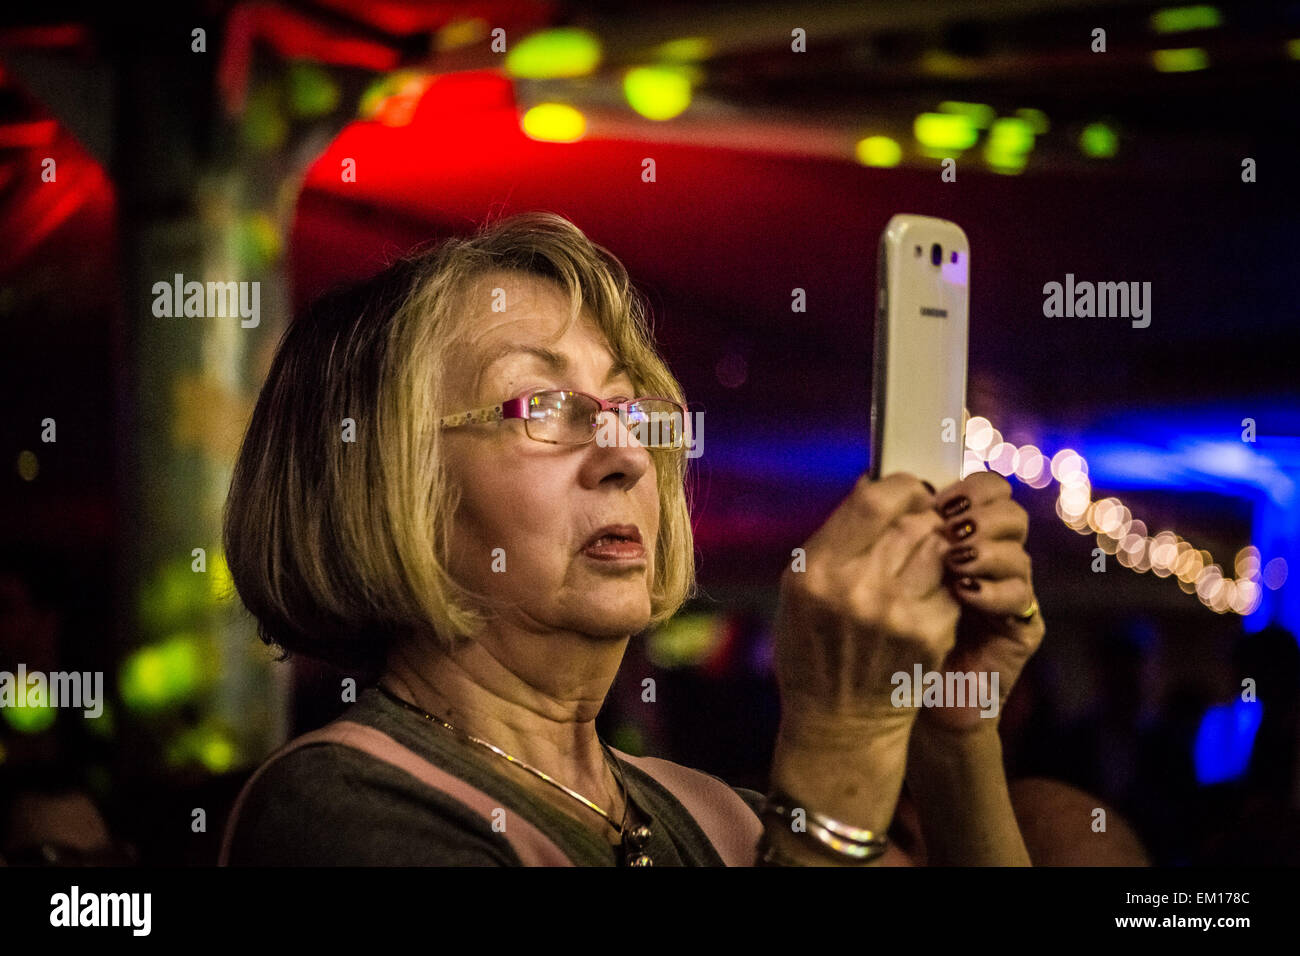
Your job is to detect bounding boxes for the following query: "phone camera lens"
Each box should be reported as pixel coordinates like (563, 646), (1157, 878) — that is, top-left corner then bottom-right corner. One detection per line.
(930, 243), (942, 266)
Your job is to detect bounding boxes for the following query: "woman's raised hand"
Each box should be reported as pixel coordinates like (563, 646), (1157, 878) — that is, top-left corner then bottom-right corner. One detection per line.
(764, 473), (961, 853)
(773, 472), (960, 729)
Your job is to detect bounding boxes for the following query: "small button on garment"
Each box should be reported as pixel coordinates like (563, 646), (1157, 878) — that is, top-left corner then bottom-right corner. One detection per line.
(629, 854), (654, 867)
(626, 825), (652, 849)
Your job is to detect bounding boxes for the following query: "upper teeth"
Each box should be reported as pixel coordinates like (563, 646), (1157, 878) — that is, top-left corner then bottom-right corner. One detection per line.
(593, 535), (625, 546)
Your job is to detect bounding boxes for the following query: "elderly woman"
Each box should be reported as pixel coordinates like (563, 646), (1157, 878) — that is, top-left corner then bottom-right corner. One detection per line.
(218, 212), (1045, 866)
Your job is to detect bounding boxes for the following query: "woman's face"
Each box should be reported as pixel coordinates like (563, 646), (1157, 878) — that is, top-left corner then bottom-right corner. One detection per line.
(441, 272), (661, 643)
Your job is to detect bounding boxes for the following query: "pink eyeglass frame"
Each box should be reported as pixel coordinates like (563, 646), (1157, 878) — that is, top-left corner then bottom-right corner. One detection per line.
(438, 388), (689, 448)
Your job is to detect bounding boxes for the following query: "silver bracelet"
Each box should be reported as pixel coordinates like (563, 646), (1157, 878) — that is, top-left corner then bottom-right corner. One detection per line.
(761, 788), (889, 862)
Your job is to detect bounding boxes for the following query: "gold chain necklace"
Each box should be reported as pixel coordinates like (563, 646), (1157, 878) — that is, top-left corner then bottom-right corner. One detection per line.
(377, 683), (654, 866)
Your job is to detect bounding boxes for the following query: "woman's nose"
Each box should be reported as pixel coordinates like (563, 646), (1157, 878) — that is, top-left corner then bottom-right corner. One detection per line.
(583, 411), (652, 482)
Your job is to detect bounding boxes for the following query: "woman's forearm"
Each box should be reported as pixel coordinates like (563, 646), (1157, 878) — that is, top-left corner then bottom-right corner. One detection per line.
(904, 720), (1030, 865)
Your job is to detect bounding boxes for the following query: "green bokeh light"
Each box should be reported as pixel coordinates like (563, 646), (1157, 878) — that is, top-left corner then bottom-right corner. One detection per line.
(140, 559), (212, 635)
(506, 28), (602, 79)
(1150, 5), (1221, 34)
(914, 112), (979, 152)
(120, 634), (204, 713)
(1080, 121), (1119, 158)
(166, 723), (240, 773)
(1, 681), (57, 734)
(985, 117), (1034, 174)
(647, 613), (721, 668)
(855, 136), (902, 167)
(624, 67), (692, 120)
(938, 101), (994, 129)
(1152, 47), (1209, 72)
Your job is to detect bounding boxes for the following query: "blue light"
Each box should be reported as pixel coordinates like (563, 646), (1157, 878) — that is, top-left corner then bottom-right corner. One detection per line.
(1193, 698), (1263, 785)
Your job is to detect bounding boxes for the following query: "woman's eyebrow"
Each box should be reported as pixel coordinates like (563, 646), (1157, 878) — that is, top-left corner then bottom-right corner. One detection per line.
(474, 343), (630, 394)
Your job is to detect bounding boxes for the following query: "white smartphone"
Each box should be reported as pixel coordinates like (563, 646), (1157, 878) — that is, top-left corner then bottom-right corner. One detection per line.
(869, 214), (970, 489)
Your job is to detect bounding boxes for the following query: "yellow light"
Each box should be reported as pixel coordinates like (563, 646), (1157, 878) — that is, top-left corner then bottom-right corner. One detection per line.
(120, 634), (204, 712)
(209, 550), (236, 604)
(200, 734), (237, 773)
(521, 103), (587, 143)
(1093, 499), (1121, 534)
(984, 117), (1035, 174)
(624, 67), (693, 120)
(985, 418), (1269, 615)
(1, 680), (56, 733)
(506, 28), (602, 79)
(1150, 6), (1222, 34)
(855, 136), (902, 167)
(1231, 579), (1260, 615)
(1152, 47), (1208, 72)
(913, 112), (978, 152)
(938, 101), (995, 129)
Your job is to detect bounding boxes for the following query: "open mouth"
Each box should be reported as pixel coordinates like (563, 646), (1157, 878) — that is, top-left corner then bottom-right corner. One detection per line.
(581, 526), (645, 561)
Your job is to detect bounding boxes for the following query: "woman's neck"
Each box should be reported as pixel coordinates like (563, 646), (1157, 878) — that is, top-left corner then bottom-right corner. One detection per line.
(380, 627), (629, 807)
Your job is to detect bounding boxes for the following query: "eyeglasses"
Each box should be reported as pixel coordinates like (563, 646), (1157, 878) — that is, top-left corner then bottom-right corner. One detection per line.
(439, 389), (688, 449)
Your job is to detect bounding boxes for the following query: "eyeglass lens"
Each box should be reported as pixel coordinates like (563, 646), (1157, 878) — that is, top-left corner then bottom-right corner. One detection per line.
(525, 391), (684, 447)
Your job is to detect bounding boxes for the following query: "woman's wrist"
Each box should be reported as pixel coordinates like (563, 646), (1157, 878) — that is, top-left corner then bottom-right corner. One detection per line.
(904, 718), (1030, 865)
(769, 709), (915, 838)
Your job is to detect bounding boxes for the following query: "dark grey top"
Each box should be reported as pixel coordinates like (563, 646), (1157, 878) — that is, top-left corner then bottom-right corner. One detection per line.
(224, 685), (766, 866)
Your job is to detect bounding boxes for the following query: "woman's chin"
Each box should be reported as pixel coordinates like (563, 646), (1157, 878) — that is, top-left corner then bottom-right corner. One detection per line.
(574, 594), (652, 639)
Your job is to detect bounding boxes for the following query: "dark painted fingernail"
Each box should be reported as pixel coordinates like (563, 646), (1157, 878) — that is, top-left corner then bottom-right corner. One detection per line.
(948, 545), (977, 564)
(921, 481), (936, 495)
(940, 496), (971, 519)
(957, 576), (980, 591)
(951, 519), (976, 540)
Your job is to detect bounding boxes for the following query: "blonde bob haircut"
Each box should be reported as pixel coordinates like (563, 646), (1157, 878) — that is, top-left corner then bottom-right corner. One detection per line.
(223, 211), (697, 671)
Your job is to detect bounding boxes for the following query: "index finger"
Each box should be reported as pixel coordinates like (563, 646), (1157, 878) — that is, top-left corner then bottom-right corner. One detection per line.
(804, 471), (937, 559)
(933, 469), (1012, 513)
